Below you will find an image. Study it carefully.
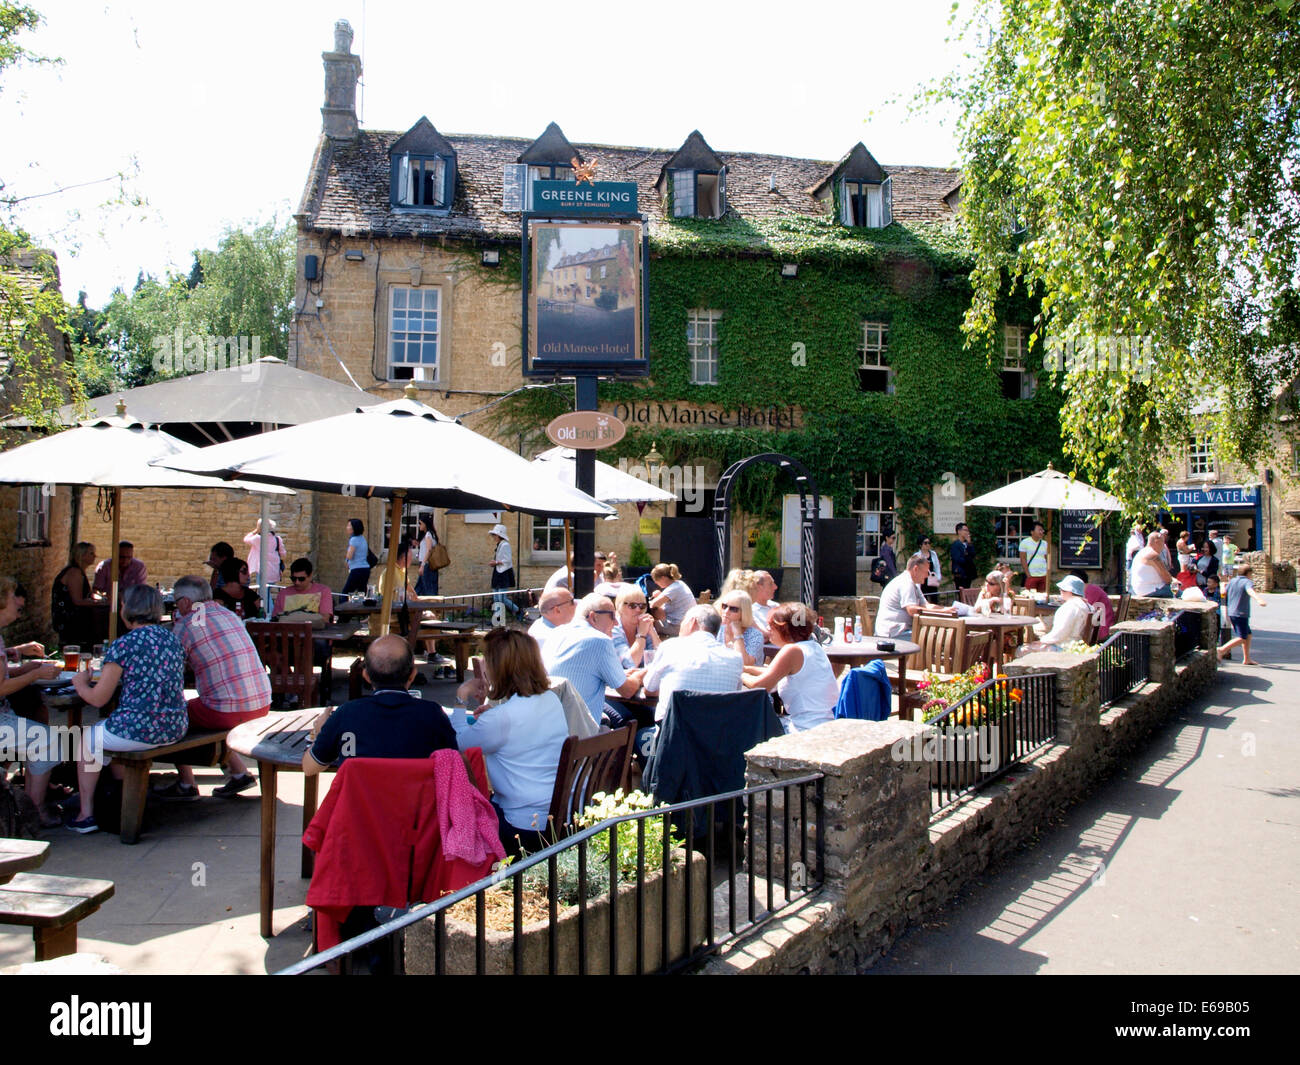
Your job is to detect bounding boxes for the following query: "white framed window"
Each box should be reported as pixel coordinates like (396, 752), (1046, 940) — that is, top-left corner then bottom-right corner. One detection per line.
(15, 485), (49, 546)
(1002, 325), (1037, 399)
(840, 177), (893, 228)
(994, 469), (1037, 560)
(388, 286), (440, 382)
(852, 472), (895, 560)
(1188, 435), (1216, 478)
(857, 321), (894, 393)
(531, 516), (566, 558)
(395, 154), (450, 209)
(669, 170), (725, 219)
(687, 309), (721, 385)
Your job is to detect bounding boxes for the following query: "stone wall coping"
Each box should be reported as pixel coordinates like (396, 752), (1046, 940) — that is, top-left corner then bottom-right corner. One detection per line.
(1166, 601), (1218, 616)
(1003, 650), (1094, 672)
(1111, 619), (1174, 634)
(747, 718), (928, 776)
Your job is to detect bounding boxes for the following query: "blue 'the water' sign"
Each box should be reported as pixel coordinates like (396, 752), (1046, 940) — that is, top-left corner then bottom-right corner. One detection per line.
(533, 180), (638, 215)
(1164, 485), (1258, 507)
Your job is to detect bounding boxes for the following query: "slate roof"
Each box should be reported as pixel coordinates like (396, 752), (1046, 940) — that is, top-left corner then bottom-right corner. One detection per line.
(297, 127), (962, 244)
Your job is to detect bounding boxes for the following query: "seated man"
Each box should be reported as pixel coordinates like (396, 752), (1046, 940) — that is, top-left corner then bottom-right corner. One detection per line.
(1017, 576), (1092, 654)
(159, 576), (272, 799)
(274, 558), (335, 669)
(1131, 532), (1175, 598)
(542, 592), (644, 727)
(302, 635), (457, 774)
(642, 605), (744, 725)
(875, 552), (955, 638)
(92, 540), (147, 594)
(528, 586), (575, 654)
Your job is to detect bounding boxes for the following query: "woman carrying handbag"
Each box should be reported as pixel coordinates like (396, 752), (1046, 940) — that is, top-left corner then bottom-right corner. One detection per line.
(415, 513), (448, 596)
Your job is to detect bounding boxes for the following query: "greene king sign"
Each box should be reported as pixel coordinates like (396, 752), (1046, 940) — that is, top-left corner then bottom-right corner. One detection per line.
(533, 180), (638, 216)
(545, 411), (626, 450)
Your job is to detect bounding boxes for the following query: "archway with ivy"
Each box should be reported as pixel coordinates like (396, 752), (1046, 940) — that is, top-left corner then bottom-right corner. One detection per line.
(713, 453), (820, 606)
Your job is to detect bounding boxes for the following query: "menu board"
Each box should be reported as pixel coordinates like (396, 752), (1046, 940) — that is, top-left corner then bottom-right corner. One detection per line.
(1059, 510), (1102, 569)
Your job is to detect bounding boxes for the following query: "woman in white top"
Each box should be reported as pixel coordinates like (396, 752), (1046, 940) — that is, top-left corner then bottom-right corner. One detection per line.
(649, 563), (695, 637)
(742, 602), (837, 733)
(451, 628), (569, 855)
(973, 570), (1012, 615)
(487, 523), (520, 619)
(1017, 576), (1093, 654)
(414, 513), (441, 596)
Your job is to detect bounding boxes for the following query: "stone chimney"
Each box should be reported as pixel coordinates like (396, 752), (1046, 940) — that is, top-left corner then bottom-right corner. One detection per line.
(321, 19), (362, 141)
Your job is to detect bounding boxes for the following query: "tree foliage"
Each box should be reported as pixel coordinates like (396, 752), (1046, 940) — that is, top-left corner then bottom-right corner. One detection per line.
(99, 219), (295, 387)
(945, 0), (1300, 510)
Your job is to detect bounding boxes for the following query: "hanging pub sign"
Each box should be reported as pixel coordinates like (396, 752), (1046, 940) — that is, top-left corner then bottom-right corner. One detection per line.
(545, 411), (626, 450)
(532, 180), (638, 216)
(524, 220), (648, 376)
(1059, 509), (1103, 569)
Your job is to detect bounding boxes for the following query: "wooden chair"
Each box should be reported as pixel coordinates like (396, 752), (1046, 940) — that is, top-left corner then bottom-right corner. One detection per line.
(958, 587), (980, 606)
(545, 726), (635, 837)
(1081, 613), (1099, 647)
(910, 616), (991, 676)
(246, 621), (319, 708)
(1011, 598), (1038, 616)
(1114, 593), (1131, 624)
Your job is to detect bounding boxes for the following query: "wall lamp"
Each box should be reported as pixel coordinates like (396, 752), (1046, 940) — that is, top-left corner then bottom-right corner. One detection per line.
(344, 250), (365, 262)
(482, 249), (501, 266)
(780, 263), (798, 279)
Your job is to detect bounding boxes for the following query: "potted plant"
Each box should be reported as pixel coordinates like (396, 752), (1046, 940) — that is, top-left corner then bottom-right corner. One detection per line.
(918, 664), (1023, 784)
(750, 530), (783, 596)
(623, 535), (653, 582)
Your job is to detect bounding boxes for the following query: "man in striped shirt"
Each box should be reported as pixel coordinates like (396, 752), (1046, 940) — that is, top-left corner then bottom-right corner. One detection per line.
(543, 593), (644, 726)
(158, 575), (272, 799)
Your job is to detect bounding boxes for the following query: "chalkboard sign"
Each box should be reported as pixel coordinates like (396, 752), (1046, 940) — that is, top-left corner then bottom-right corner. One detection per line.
(1059, 510), (1102, 569)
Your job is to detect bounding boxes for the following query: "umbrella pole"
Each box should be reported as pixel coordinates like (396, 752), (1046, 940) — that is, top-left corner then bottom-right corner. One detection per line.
(378, 491), (405, 636)
(565, 520), (572, 587)
(107, 487), (122, 641)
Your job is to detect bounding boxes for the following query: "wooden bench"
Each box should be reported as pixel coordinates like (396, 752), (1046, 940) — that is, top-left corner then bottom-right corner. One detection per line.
(0, 872), (114, 960)
(110, 728), (230, 844)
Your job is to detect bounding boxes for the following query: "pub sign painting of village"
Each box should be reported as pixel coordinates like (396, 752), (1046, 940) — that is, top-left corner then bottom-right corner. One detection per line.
(530, 222), (642, 368)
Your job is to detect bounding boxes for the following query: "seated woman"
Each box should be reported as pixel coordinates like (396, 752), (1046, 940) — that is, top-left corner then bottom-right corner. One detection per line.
(648, 563), (695, 638)
(67, 584), (189, 834)
(973, 571), (1012, 615)
(611, 585), (657, 668)
(715, 590), (765, 666)
(451, 627), (570, 857)
(0, 576), (66, 826)
(52, 541), (101, 649)
(1016, 576), (1092, 656)
(742, 603), (838, 733)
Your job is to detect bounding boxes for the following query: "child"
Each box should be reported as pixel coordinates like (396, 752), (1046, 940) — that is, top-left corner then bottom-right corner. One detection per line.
(1217, 565), (1267, 666)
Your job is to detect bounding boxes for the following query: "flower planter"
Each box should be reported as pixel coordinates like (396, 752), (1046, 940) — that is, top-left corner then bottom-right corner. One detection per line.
(404, 850), (708, 975)
(927, 726), (983, 791)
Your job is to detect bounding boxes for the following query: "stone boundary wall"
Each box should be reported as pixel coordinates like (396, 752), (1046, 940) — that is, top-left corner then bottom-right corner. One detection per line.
(698, 606), (1220, 975)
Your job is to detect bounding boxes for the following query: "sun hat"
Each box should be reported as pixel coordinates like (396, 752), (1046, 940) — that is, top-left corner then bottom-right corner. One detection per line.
(489, 523), (509, 540)
(1057, 575), (1085, 596)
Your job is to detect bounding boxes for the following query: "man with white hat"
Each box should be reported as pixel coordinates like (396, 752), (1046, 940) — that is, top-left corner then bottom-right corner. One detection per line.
(1017, 575), (1094, 654)
(487, 523), (519, 618)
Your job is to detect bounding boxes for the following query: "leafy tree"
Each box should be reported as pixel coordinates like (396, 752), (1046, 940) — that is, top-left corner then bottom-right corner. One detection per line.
(943, 0), (1300, 510)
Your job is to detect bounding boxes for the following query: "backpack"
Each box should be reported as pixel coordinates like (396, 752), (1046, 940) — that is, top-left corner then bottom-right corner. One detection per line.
(870, 557), (890, 585)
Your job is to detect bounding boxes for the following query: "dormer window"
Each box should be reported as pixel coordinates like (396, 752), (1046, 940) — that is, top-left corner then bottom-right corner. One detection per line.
(659, 131), (728, 220)
(388, 117), (457, 214)
(813, 143), (893, 229)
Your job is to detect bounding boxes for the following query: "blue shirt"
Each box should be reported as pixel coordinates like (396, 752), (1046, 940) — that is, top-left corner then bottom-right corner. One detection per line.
(717, 624), (764, 663)
(1225, 576), (1253, 619)
(543, 623), (628, 724)
(103, 625), (188, 745)
(347, 534), (369, 570)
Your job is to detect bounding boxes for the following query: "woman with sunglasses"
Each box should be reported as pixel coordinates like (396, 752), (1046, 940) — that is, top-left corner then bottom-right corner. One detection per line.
(715, 590), (764, 666)
(973, 570), (1012, 616)
(611, 585), (657, 667)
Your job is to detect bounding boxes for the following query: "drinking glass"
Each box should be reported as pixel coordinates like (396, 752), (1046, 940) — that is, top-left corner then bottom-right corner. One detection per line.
(62, 645), (80, 671)
(78, 653), (93, 673)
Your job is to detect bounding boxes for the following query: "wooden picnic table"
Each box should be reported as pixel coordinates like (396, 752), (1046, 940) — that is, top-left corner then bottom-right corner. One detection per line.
(0, 839), (48, 887)
(959, 614), (1042, 672)
(226, 707), (331, 938)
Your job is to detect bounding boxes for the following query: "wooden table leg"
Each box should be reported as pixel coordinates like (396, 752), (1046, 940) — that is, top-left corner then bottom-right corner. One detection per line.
(118, 760), (152, 845)
(454, 639), (469, 683)
(258, 760), (278, 938)
(301, 773), (318, 879)
(34, 923), (78, 961)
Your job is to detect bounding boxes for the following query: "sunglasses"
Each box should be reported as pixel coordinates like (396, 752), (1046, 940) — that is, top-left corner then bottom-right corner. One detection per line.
(291, 574), (310, 583)
(625, 602), (647, 610)
(721, 604), (742, 613)
(591, 609), (614, 618)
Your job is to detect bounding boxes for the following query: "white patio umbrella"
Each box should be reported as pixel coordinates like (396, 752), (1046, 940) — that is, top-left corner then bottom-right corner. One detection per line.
(530, 445), (676, 587)
(156, 389), (615, 632)
(965, 464), (1123, 575)
(0, 405), (291, 638)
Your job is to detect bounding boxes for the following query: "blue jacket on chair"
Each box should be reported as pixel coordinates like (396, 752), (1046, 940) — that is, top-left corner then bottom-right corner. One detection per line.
(834, 661), (892, 721)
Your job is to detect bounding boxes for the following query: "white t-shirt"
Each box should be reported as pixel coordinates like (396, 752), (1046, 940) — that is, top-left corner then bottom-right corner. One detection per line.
(543, 566), (570, 593)
(1130, 548), (1167, 596)
(655, 580), (695, 626)
(1039, 596), (1091, 646)
(775, 640), (838, 733)
(875, 572), (925, 638)
(493, 540), (513, 572)
(1019, 536), (1048, 577)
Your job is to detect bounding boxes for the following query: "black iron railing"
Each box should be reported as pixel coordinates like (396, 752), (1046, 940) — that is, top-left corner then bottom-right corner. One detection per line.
(278, 774), (825, 976)
(922, 672), (1057, 814)
(1097, 630), (1150, 706)
(1169, 609), (1200, 659)
(423, 587), (542, 625)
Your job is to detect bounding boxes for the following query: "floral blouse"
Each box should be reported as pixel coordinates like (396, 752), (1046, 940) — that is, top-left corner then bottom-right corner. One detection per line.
(103, 625), (189, 745)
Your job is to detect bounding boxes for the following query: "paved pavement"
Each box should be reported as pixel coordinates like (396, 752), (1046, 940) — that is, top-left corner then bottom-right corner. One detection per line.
(871, 592), (1299, 975)
(0, 661), (465, 975)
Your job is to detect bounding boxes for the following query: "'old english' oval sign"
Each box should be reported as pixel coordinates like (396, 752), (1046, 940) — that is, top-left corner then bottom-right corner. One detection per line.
(545, 411), (626, 450)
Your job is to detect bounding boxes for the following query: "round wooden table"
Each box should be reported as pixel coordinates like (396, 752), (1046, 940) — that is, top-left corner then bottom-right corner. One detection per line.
(959, 614), (1041, 671)
(227, 707), (334, 938)
(0, 839), (48, 886)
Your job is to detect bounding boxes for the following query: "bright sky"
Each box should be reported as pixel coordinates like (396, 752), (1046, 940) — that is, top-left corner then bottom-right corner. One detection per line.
(4, 0), (974, 305)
